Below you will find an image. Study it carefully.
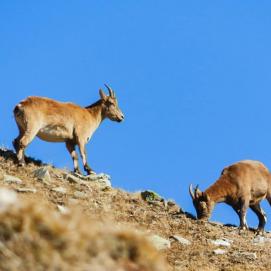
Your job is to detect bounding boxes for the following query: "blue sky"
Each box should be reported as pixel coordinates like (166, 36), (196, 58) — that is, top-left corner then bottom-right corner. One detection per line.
(1, 1), (271, 229)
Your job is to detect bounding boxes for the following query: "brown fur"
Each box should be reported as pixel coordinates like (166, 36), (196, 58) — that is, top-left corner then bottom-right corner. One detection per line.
(13, 85), (124, 174)
(189, 160), (271, 232)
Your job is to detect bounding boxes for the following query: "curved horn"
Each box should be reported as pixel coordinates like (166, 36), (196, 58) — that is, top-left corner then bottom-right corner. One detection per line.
(104, 83), (115, 97)
(189, 184), (195, 200)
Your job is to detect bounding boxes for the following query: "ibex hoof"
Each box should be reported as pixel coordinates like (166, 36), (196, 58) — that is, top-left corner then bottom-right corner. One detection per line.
(86, 170), (96, 176)
(238, 226), (248, 235)
(18, 161), (26, 167)
(255, 229), (264, 236)
(84, 165), (95, 175)
(73, 169), (82, 175)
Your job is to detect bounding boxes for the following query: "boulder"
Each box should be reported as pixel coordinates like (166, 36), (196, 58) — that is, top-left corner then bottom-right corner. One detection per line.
(57, 205), (70, 215)
(64, 173), (82, 184)
(211, 238), (232, 247)
(16, 187), (37, 193)
(3, 174), (23, 184)
(235, 252), (257, 260)
(141, 190), (163, 202)
(170, 235), (191, 245)
(80, 173), (112, 189)
(148, 234), (170, 250)
(68, 172), (112, 189)
(73, 191), (88, 199)
(213, 249), (227, 255)
(252, 235), (271, 245)
(52, 187), (67, 194)
(0, 188), (18, 212)
(33, 167), (51, 183)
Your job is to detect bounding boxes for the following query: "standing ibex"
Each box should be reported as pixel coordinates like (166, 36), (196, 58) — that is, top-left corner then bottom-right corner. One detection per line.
(13, 84), (124, 175)
(189, 160), (271, 233)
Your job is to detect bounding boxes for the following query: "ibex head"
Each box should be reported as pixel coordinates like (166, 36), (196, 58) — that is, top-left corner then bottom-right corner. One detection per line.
(99, 84), (124, 122)
(189, 184), (213, 220)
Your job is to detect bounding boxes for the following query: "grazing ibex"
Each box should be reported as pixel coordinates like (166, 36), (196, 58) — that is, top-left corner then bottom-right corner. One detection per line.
(189, 160), (271, 233)
(13, 84), (124, 175)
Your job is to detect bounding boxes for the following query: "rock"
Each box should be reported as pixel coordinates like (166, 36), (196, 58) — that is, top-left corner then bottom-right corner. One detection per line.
(0, 188), (18, 212)
(211, 238), (232, 247)
(141, 190), (163, 202)
(16, 188), (37, 193)
(235, 252), (257, 260)
(209, 221), (224, 227)
(57, 205), (70, 215)
(68, 198), (79, 205)
(73, 191), (88, 199)
(252, 235), (271, 245)
(167, 200), (176, 207)
(97, 178), (111, 189)
(67, 172), (112, 189)
(80, 173), (112, 188)
(213, 249), (227, 255)
(64, 173), (82, 184)
(33, 167), (51, 183)
(3, 174), (23, 184)
(170, 235), (191, 245)
(52, 187), (67, 194)
(148, 234), (170, 250)
(82, 173), (108, 181)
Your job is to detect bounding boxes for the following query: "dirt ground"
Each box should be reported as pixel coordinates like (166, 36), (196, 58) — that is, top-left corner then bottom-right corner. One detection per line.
(0, 148), (270, 271)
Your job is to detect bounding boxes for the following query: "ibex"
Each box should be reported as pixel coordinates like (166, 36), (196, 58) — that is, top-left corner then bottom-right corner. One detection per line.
(189, 160), (271, 233)
(13, 84), (124, 175)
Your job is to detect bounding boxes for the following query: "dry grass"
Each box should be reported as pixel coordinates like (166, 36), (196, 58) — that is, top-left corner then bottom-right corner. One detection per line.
(0, 196), (167, 271)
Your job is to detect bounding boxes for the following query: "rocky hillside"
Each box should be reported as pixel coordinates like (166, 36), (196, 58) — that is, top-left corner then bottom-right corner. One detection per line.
(0, 148), (271, 271)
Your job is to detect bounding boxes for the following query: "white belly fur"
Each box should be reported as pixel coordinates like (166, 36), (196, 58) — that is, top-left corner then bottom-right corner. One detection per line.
(37, 125), (71, 142)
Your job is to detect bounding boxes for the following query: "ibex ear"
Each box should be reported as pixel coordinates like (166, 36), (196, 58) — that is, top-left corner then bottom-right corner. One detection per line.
(202, 192), (210, 201)
(99, 89), (107, 100)
(194, 185), (202, 199)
